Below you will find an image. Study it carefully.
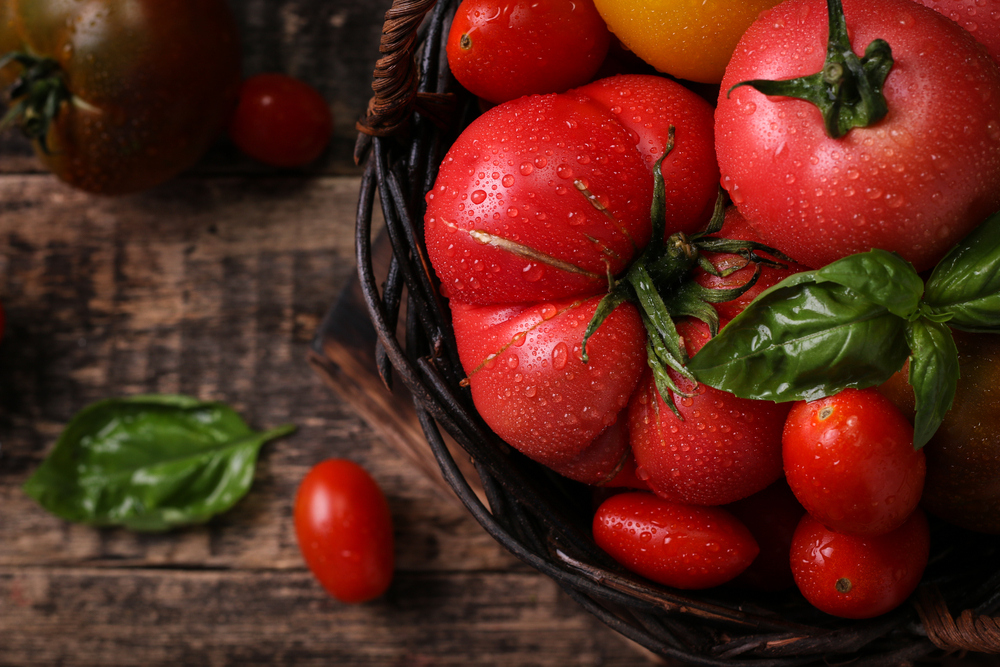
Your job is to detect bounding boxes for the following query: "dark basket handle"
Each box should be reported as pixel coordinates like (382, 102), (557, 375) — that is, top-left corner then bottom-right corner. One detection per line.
(914, 586), (1000, 654)
(356, 0), (455, 147)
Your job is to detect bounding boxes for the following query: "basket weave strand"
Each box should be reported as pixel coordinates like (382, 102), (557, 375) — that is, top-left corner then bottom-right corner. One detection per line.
(352, 0), (1000, 663)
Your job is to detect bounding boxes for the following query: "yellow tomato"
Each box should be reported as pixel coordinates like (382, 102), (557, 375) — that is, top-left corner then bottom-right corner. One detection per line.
(592, 0), (784, 84)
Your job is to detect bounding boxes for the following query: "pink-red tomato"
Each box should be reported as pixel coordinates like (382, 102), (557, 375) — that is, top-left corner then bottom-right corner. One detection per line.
(716, 0), (1000, 272)
(570, 74), (720, 236)
(693, 207), (809, 320)
(593, 491), (759, 589)
(790, 509), (930, 619)
(294, 459), (394, 603)
(783, 388), (925, 536)
(913, 0), (1000, 64)
(425, 92), (653, 306)
(451, 296), (645, 470)
(229, 73), (333, 168)
(628, 318), (789, 506)
(726, 479), (805, 591)
(446, 0), (611, 104)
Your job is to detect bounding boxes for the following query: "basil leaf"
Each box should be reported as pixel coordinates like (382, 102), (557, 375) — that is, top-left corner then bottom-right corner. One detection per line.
(924, 210), (1000, 330)
(688, 280), (910, 401)
(22, 395), (295, 532)
(905, 319), (960, 449)
(815, 249), (923, 319)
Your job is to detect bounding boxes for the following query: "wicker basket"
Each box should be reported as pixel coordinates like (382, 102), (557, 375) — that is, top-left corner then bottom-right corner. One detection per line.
(350, 0), (1000, 663)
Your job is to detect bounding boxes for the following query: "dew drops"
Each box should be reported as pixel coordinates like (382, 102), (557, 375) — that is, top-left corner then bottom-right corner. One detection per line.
(741, 101), (757, 115)
(522, 263), (545, 282)
(540, 303), (558, 320)
(512, 331), (527, 347)
(501, 174), (515, 187)
(524, 385), (537, 398)
(470, 190), (487, 204)
(552, 342), (569, 370)
(556, 164), (574, 179)
(520, 162), (534, 176)
(507, 355), (519, 369)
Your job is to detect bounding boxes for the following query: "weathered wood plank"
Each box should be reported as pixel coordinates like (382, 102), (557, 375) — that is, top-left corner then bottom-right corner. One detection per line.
(0, 568), (659, 667)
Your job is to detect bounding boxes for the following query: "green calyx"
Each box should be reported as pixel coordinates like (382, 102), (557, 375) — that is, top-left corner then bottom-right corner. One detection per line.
(727, 0), (893, 139)
(581, 127), (792, 417)
(686, 208), (1000, 450)
(1, 51), (71, 154)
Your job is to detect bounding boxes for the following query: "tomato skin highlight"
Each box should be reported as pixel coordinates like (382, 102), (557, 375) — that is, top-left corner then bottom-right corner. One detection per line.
(294, 459), (395, 604)
(716, 0), (1000, 272)
(790, 510), (930, 619)
(229, 74), (333, 168)
(782, 388), (925, 537)
(446, 0), (611, 104)
(593, 491), (759, 589)
(629, 319), (788, 506)
(0, 0), (242, 194)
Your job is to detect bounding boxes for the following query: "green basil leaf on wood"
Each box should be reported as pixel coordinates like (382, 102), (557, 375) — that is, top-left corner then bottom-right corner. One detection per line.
(22, 394), (295, 532)
(815, 249), (923, 319)
(924, 210), (1000, 331)
(687, 279), (910, 402)
(905, 319), (960, 449)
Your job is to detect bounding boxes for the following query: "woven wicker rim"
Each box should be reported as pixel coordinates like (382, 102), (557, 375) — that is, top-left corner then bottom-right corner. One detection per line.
(352, 0), (1000, 663)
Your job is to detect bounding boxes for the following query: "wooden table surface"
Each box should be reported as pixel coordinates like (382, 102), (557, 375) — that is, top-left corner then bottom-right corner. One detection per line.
(0, 1), (663, 665)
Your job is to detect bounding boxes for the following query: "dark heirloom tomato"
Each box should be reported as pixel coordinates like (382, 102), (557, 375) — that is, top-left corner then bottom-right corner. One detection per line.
(790, 510), (929, 619)
(716, 0), (1000, 272)
(879, 331), (1000, 534)
(294, 459), (395, 604)
(425, 92), (653, 306)
(593, 491), (759, 590)
(0, 0), (242, 194)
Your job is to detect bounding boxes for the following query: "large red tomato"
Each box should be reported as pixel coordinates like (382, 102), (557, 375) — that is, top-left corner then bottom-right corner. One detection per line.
(0, 0), (242, 194)
(716, 0), (1000, 272)
(913, 0), (1000, 64)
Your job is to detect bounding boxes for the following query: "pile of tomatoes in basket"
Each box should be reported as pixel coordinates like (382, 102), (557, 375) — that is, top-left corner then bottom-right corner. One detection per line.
(425, 0), (1000, 619)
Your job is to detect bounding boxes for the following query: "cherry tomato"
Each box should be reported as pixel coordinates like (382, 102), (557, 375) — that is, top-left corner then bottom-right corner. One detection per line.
(446, 0), (611, 104)
(294, 459), (395, 604)
(716, 0), (1000, 272)
(782, 388), (925, 536)
(0, 0), (242, 194)
(591, 0), (785, 84)
(790, 510), (929, 619)
(628, 319), (789, 506)
(593, 491), (759, 589)
(726, 479), (805, 591)
(228, 74), (333, 168)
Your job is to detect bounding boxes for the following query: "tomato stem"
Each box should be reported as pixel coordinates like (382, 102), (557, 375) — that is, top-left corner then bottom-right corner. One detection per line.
(726, 0), (893, 139)
(0, 51), (72, 154)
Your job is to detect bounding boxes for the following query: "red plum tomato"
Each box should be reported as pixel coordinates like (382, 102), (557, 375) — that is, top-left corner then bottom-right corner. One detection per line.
(446, 0), (611, 104)
(229, 74), (333, 168)
(783, 388), (925, 536)
(593, 491), (759, 589)
(294, 459), (395, 603)
(628, 319), (789, 506)
(790, 510), (930, 619)
(716, 0), (1000, 272)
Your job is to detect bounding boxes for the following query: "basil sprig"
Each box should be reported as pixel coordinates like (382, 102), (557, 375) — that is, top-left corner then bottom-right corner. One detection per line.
(687, 210), (1000, 449)
(23, 394), (295, 531)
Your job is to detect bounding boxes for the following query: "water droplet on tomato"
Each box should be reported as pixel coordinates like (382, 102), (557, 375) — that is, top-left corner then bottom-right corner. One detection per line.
(557, 164), (574, 179)
(523, 263), (545, 282)
(741, 101), (757, 115)
(520, 162), (534, 175)
(540, 303), (558, 320)
(534, 156), (547, 169)
(524, 385), (537, 398)
(988, 120), (1000, 142)
(639, 531), (652, 543)
(512, 331), (527, 347)
(471, 190), (487, 204)
(501, 174), (515, 187)
(552, 342), (569, 370)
